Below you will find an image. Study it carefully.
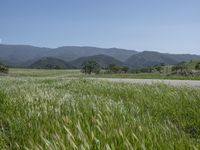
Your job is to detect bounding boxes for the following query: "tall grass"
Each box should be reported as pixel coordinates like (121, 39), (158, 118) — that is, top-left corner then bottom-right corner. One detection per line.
(9, 68), (200, 80)
(0, 76), (200, 149)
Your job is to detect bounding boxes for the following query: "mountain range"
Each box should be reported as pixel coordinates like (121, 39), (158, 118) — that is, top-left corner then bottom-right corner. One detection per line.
(0, 44), (200, 69)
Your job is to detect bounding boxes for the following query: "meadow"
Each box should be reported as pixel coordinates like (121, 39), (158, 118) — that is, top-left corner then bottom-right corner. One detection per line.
(0, 69), (200, 149)
(8, 68), (200, 80)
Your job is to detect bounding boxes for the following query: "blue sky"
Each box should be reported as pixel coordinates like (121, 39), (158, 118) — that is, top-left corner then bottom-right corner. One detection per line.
(1, 0), (200, 54)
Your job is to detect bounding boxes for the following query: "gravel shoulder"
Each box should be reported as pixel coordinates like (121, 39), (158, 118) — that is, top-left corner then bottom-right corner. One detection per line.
(92, 78), (200, 87)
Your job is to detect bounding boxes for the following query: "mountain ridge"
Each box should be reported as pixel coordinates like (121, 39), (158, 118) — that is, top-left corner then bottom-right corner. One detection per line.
(0, 44), (137, 66)
(0, 44), (200, 68)
(29, 57), (74, 69)
(69, 54), (124, 68)
(125, 51), (200, 68)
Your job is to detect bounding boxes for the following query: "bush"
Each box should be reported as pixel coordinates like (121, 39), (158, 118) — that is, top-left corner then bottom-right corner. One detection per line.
(195, 62), (200, 70)
(106, 64), (129, 74)
(81, 60), (101, 75)
(172, 62), (188, 75)
(0, 65), (8, 74)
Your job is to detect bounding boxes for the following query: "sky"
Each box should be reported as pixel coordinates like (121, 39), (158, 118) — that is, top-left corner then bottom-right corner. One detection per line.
(1, 0), (200, 54)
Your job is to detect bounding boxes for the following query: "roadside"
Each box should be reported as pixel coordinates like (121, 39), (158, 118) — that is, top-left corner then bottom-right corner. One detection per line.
(91, 78), (200, 87)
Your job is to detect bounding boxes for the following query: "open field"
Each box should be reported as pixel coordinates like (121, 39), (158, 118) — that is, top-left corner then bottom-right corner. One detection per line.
(8, 68), (200, 80)
(0, 69), (200, 149)
(8, 68), (81, 77)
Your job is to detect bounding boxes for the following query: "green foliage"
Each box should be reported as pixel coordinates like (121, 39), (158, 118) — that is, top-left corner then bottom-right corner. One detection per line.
(81, 60), (101, 74)
(0, 65), (8, 74)
(107, 64), (129, 73)
(130, 63), (165, 74)
(70, 54), (124, 68)
(121, 66), (129, 73)
(107, 64), (121, 73)
(140, 67), (153, 73)
(30, 57), (74, 69)
(171, 62), (190, 75)
(154, 63), (165, 73)
(195, 62), (200, 70)
(0, 76), (200, 149)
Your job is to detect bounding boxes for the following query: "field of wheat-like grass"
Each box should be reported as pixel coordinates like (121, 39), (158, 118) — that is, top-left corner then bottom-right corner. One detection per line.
(0, 74), (200, 149)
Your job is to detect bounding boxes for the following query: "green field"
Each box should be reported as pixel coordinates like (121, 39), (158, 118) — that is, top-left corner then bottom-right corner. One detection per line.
(0, 69), (200, 149)
(8, 68), (200, 80)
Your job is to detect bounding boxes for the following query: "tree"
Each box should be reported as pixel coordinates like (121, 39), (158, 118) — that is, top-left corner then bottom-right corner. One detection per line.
(154, 63), (164, 73)
(155, 66), (162, 73)
(0, 65), (8, 74)
(121, 66), (129, 73)
(107, 64), (121, 73)
(195, 62), (200, 70)
(172, 62), (189, 75)
(81, 60), (101, 75)
(172, 62), (187, 73)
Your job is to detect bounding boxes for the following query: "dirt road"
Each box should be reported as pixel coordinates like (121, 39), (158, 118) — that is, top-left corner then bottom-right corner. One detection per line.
(93, 78), (200, 87)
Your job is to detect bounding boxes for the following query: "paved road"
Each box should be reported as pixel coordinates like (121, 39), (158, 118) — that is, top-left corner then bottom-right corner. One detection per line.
(93, 78), (200, 87)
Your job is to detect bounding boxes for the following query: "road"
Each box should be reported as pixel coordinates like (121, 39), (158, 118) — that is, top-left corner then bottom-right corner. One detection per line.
(93, 78), (200, 87)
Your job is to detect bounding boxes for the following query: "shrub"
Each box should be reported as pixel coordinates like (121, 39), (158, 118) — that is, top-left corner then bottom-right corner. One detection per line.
(195, 62), (200, 70)
(81, 60), (101, 75)
(172, 62), (188, 75)
(107, 64), (127, 73)
(0, 65), (8, 74)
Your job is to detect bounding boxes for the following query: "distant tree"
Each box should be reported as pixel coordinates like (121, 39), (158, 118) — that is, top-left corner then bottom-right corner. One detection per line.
(195, 62), (200, 70)
(140, 67), (153, 73)
(172, 62), (188, 75)
(81, 60), (101, 75)
(130, 69), (140, 73)
(153, 63), (165, 73)
(155, 66), (162, 73)
(0, 65), (9, 74)
(107, 64), (121, 73)
(121, 66), (129, 73)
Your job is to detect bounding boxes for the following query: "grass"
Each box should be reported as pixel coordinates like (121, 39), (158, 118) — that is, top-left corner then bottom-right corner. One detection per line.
(94, 73), (200, 80)
(9, 68), (81, 77)
(8, 68), (200, 80)
(0, 69), (200, 149)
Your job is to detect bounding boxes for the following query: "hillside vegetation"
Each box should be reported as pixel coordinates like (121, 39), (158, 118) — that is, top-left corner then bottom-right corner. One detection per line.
(69, 54), (123, 68)
(29, 57), (74, 69)
(125, 51), (200, 68)
(0, 73), (200, 149)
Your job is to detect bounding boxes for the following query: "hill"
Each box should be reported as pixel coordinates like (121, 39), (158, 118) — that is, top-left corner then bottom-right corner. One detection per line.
(29, 57), (74, 69)
(48, 46), (137, 62)
(1, 44), (200, 68)
(69, 54), (124, 68)
(0, 44), (51, 67)
(0, 44), (137, 67)
(125, 51), (200, 68)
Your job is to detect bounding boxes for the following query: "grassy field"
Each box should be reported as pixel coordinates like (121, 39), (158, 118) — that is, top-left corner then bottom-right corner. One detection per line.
(0, 69), (200, 149)
(8, 68), (81, 77)
(8, 68), (200, 80)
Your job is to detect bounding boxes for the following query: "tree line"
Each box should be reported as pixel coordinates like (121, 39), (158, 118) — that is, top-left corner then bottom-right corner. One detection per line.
(81, 60), (129, 75)
(81, 60), (200, 75)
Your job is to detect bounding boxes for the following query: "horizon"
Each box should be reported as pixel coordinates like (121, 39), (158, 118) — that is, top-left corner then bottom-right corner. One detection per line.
(0, 43), (200, 55)
(1, 0), (200, 54)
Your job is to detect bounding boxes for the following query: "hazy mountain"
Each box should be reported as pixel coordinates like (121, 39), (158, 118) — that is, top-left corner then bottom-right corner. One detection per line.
(69, 54), (124, 68)
(0, 44), (51, 66)
(125, 51), (200, 68)
(29, 57), (74, 69)
(0, 44), (137, 67)
(1, 44), (200, 68)
(47, 46), (137, 61)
